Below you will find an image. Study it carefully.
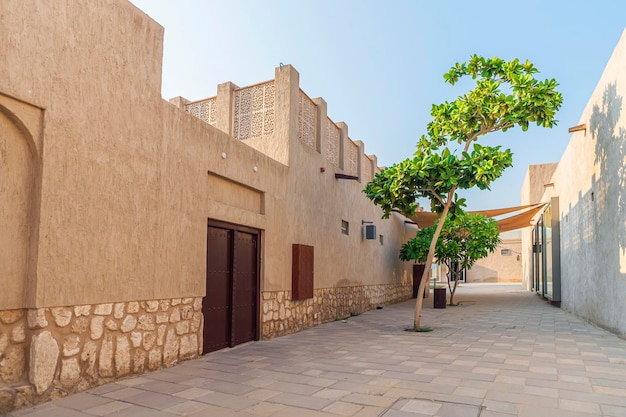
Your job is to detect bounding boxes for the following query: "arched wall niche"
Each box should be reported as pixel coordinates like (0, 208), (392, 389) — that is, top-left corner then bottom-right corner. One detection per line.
(0, 93), (43, 309)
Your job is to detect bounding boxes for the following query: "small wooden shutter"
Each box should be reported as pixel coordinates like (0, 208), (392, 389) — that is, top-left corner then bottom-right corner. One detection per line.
(292, 244), (314, 300)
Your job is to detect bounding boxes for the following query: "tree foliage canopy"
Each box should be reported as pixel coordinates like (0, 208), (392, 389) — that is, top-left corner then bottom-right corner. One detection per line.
(400, 213), (501, 271)
(364, 55), (563, 220)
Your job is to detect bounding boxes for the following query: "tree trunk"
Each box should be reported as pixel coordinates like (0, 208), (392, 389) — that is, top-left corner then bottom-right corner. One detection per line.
(413, 190), (455, 329)
(449, 270), (460, 305)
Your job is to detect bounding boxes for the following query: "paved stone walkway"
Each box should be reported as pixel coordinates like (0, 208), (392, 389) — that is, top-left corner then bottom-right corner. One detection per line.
(6, 284), (626, 417)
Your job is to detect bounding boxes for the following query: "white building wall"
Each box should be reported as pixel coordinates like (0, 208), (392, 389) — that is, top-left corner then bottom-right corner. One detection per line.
(524, 28), (626, 337)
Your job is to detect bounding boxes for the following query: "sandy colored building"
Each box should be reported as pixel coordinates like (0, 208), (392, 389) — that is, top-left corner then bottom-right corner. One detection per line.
(0, 1), (417, 411)
(466, 233), (522, 283)
(521, 29), (626, 336)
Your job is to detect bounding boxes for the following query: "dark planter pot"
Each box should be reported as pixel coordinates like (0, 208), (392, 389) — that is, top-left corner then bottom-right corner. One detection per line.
(433, 287), (446, 309)
(412, 264), (429, 299)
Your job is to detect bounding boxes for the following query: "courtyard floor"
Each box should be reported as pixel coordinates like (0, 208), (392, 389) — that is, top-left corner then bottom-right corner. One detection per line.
(7, 283), (626, 417)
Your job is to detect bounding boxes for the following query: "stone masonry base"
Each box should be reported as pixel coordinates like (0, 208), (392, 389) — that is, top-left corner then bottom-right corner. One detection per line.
(261, 283), (412, 339)
(0, 283), (410, 412)
(0, 297), (203, 413)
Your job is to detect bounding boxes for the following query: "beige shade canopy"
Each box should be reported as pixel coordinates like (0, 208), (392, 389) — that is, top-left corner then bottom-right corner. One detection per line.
(410, 203), (547, 232)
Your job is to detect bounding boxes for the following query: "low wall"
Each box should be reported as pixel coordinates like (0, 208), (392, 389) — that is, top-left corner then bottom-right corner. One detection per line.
(261, 283), (412, 338)
(0, 297), (203, 413)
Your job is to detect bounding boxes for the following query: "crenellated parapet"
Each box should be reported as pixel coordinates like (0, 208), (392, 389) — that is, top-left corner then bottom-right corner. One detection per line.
(171, 64), (381, 182)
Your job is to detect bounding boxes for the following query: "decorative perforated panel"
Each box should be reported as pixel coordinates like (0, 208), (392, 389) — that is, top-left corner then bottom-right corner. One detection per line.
(326, 118), (340, 167)
(186, 97), (217, 126)
(362, 155), (373, 184)
(298, 90), (317, 150)
(233, 81), (275, 140)
(346, 140), (359, 177)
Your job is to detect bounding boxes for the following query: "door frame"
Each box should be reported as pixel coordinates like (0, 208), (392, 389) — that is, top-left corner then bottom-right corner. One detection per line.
(206, 219), (261, 351)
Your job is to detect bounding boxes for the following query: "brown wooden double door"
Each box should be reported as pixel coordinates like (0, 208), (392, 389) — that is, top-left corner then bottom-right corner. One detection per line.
(203, 221), (259, 354)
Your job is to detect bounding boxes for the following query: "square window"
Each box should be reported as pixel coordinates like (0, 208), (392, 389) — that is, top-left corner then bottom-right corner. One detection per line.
(341, 220), (349, 235)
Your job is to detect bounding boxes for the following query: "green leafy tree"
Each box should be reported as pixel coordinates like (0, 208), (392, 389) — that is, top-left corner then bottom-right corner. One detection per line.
(400, 213), (501, 306)
(364, 55), (562, 330)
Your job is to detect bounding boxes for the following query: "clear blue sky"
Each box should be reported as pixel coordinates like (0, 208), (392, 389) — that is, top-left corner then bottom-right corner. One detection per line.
(131, 0), (625, 212)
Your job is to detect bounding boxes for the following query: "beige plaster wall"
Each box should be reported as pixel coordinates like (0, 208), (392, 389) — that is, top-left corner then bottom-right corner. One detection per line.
(0, 0), (416, 410)
(522, 29), (626, 336)
(0, 0), (412, 313)
(466, 238), (522, 283)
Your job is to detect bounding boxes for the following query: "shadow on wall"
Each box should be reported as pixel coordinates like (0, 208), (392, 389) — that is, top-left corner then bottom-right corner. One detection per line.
(561, 82), (626, 331)
(591, 82), (626, 276)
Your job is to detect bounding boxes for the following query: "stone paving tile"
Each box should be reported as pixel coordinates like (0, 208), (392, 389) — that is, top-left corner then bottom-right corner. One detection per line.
(9, 284), (626, 417)
(45, 392), (112, 411)
(601, 403), (626, 416)
(194, 391), (260, 411)
(267, 392), (334, 410)
(81, 400), (134, 416)
(131, 379), (189, 395)
(322, 400), (364, 416)
(161, 399), (220, 416)
(9, 404), (90, 417)
(119, 390), (186, 410)
(264, 380), (323, 395)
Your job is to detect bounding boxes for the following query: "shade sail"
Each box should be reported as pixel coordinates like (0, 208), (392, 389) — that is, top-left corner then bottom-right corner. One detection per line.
(409, 203), (547, 232)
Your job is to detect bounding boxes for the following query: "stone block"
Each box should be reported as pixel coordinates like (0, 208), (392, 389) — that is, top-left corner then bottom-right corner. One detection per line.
(157, 324), (167, 346)
(148, 348), (162, 370)
(27, 309), (48, 329)
(81, 340), (97, 379)
(51, 307), (72, 327)
(13, 385), (33, 410)
(193, 298), (202, 311)
(179, 334), (197, 359)
(181, 306), (193, 320)
(182, 298), (193, 305)
(115, 335), (131, 377)
(63, 334), (81, 357)
(143, 331), (156, 351)
(90, 316), (104, 340)
(94, 303), (113, 316)
(114, 303), (125, 319)
(137, 314), (156, 331)
(159, 300), (170, 311)
(163, 328), (179, 366)
(156, 312), (169, 324)
(127, 302), (139, 313)
(169, 308), (181, 323)
(171, 298), (181, 306)
(29, 331), (59, 394)
(0, 389), (14, 415)
(72, 317), (89, 334)
(120, 315), (137, 333)
(133, 350), (146, 373)
(0, 345), (25, 383)
(0, 333), (8, 354)
(130, 331), (142, 348)
(11, 322), (25, 343)
(0, 309), (24, 324)
(175, 321), (189, 335)
(98, 335), (114, 377)
(145, 300), (159, 313)
(190, 313), (202, 332)
(105, 318), (118, 331)
(59, 357), (81, 388)
(74, 305), (91, 317)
